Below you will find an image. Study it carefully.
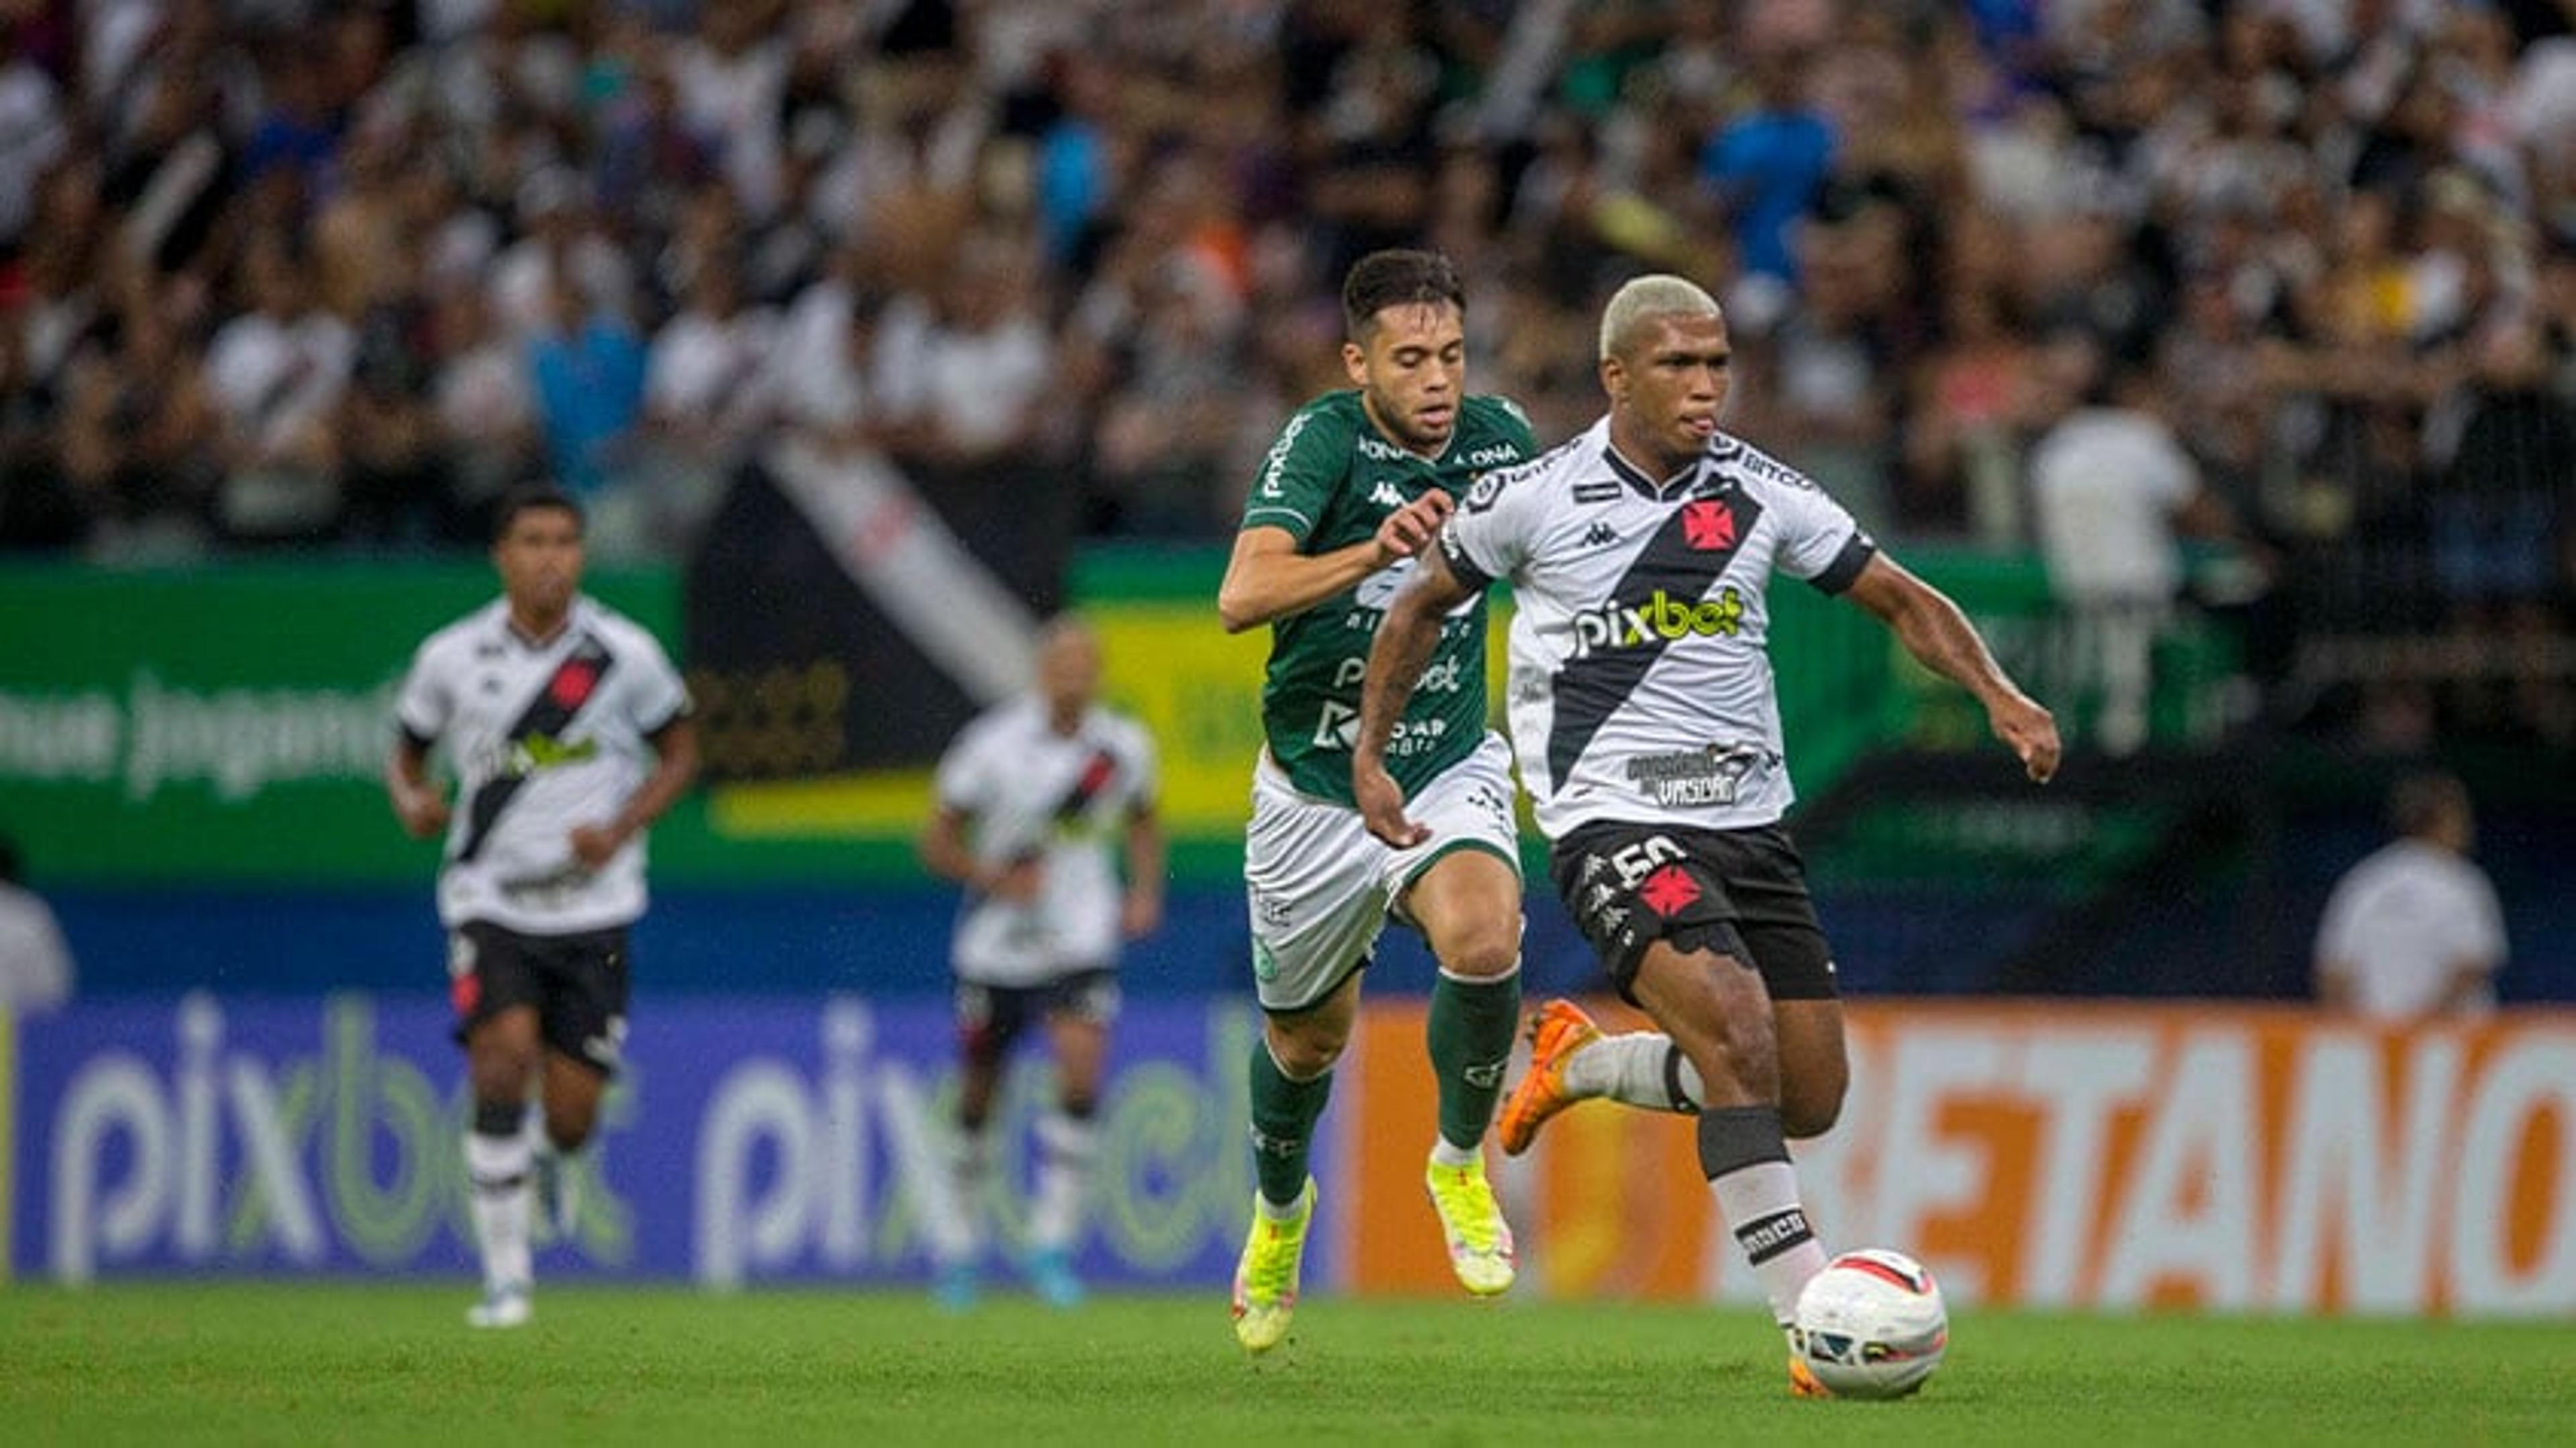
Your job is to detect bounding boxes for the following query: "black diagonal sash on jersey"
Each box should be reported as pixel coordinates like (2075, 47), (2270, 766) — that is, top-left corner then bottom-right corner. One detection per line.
(1544, 490), (1766, 788)
(454, 633), (617, 864)
(1052, 748), (1120, 823)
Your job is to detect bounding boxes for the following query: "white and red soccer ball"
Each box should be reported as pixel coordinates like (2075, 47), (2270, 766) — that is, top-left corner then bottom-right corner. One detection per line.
(1790, 1248), (1950, 1399)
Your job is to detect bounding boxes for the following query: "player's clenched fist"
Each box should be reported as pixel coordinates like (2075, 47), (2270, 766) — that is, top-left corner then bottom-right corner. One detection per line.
(1373, 488), (1454, 564)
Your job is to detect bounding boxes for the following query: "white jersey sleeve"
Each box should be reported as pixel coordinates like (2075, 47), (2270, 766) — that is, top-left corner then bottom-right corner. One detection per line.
(1733, 442), (1872, 588)
(394, 629), (464, 746)
(603, 615), (692, 735)
(1439, 441), (1567, 589)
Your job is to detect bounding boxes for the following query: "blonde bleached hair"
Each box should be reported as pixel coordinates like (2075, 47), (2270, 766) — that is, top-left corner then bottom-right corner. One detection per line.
(1599, 274), (1722, 360)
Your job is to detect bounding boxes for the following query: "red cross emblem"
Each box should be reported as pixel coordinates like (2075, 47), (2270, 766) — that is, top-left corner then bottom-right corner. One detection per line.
(549, 660), (599, 708)
(1682, 501), (1736, 552)
(1638, 863), (1701, 917)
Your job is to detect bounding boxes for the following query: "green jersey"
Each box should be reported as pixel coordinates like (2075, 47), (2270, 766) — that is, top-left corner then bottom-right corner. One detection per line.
(1238, 390), (1537, 803)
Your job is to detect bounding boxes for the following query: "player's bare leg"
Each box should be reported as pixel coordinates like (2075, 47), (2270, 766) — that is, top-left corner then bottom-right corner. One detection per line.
(463, 1006), (541, 1328)
(1772, 999), (1847, 1141)
(936, 1033), (1006, 1309)
(1028, 1010), (1108, 1307)
(1503, 991), (1846, 1150)
(1630, 938), (1829, 1388)
(1402, 849), (1521, 1294)
(533, 1050), (605, 1245)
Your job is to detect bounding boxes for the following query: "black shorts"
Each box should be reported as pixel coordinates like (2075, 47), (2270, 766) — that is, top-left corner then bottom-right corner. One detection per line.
(1547, 821), (1838, 1004)
(448, 921), (631, 1077)
(955, 967), (1120, 1065)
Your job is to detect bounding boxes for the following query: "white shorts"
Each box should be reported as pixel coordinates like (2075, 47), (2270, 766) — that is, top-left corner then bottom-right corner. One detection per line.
(1243, 731), (1521, 1012)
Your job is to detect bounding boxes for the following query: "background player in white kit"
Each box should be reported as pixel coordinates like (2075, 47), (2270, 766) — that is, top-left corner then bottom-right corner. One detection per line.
(918, 617), (1163, 1310)
(387, 485), (699, 1329)
(1354, 276), (2058, 1396)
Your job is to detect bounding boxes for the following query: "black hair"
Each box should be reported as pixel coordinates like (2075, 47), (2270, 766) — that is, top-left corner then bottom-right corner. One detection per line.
(491, 484), (585, 544)
(1342, 249), (1466, 342)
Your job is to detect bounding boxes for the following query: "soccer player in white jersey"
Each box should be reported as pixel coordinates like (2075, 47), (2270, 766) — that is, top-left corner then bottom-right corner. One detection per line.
(917, 617), (1164, 1309)
(1215, 250), (1538, 1353)
(1353, 276), (2059, 1395)
(387, 486), (699, 1329)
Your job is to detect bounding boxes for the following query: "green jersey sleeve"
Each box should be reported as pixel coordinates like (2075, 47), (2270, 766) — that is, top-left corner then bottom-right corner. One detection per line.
(1238, 395), (1358, 544)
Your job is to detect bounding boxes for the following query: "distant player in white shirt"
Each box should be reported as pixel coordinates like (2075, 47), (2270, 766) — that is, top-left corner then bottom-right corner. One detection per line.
(0, 834), (74, 1019)
(2316, 772), (2507, 1021)
(1354, 276), (2058, 1396)
(387, 486), (699, 1329)
(917, 617), (1163, 1310)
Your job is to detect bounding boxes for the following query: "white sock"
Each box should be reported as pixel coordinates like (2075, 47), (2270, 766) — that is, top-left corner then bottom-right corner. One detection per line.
(1562, 1032), (1704, 1113)
(1710, 1159), (1829, 1327)
(1028, 1111), (1097, 1255)
(938, 1126), (989, 1265)
(1428, 1135), (1480, 1169)
(464, 1130), (534, 1294)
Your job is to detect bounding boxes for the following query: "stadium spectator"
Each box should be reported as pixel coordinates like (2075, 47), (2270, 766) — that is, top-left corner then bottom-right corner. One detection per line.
(0, 0), (2560, 743)
(205, 234), (353, 544)
(2029, 351), (2252, 756)
(915, 616), (1163, 1310)
(2314, 771), (2508, 1021)
(0, 832), (75, 1019)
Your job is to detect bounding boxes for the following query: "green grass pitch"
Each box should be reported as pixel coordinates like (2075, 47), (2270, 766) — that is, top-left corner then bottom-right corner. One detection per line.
(3, 1284), (2570, 1445)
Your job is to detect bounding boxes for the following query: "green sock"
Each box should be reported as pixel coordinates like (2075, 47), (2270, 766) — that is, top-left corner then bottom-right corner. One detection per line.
(1247, 1040), (1331, 1208)
(1428, 967), (1521, 1152)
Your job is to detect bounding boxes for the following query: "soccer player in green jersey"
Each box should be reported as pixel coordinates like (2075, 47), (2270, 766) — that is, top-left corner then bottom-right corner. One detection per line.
(1215, 250), (1538, 1352)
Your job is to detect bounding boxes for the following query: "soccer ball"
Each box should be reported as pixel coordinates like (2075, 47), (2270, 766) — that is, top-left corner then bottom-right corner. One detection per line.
(1789, 1248), (1949, 1399)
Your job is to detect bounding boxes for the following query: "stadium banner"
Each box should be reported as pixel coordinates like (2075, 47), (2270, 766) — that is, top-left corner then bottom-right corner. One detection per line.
(1346, 1000), (2576, 1318)
(5, 993), (1272, 1290)
(0, 563), (678, 884)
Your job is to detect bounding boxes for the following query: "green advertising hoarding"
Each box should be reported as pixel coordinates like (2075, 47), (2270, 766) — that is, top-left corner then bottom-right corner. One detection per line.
(0, 562), (682, 884)
(0, 550), (2233, 888)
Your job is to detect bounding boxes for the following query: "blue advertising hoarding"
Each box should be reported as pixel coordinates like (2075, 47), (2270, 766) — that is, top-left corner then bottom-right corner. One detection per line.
(7, 994), (1277, 1290)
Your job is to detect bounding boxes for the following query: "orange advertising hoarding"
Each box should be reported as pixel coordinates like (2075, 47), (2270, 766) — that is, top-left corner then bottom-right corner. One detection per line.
(1333, 1002), (2575, 1317)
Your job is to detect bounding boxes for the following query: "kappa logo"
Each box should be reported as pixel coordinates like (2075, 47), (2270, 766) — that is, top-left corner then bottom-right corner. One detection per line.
(1582, 522), (1619, 548)
(1368, 480), (1407, 509)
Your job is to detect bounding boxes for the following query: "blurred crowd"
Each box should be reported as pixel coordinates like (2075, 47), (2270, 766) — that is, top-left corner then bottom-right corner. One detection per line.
(0, 0), (2571, 733)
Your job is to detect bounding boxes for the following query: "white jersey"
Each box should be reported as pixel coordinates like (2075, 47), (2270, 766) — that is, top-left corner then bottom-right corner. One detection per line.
(2315, 839), (2506, 1019)
(934, 697), (1157, 986)
(1440, 417), (1876, 839)
(394, 595), (692, 935)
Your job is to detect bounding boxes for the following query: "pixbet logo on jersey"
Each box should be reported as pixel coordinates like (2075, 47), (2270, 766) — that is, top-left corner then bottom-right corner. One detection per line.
(1569, 586), (1746, 658)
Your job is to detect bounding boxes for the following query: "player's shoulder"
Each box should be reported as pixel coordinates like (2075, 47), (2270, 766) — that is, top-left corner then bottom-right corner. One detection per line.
(1277, 390), (1368, 449)
(1706, 429), (1823, 497)
(1458, 394), (1537, 445)
(960, 696), (1040, 748)
(412, 600), (506, 668)
(1458, 418), (1602, 514)
(576, 597), (676, 659)
(1097, 705), (1156, 756)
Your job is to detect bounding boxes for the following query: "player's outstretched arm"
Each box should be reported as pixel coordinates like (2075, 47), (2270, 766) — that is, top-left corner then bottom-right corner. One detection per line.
(1353, 546), (1480, 846)
(1216, 493), (1454, 633)
(1842, 553), (2061, 783)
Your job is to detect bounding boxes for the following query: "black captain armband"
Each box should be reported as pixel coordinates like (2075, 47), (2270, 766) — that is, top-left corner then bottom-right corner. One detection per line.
(1809, 535), (1878, 595)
